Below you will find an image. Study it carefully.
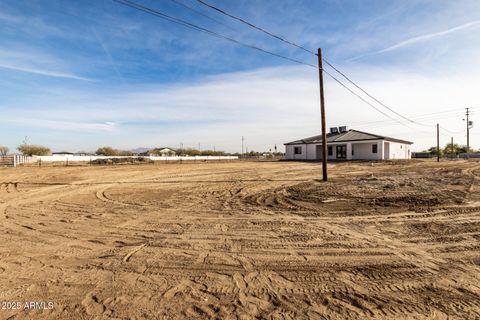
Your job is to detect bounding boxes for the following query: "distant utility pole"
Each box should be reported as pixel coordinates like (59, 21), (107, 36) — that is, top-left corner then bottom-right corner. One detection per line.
(465, 107), (471, 155)
(436, 123), (440, 162)
(451, 137), (454, 158)
(198, 142), (201, 151)
(241, 136), (244, 158)
(318, 48), (327, 181)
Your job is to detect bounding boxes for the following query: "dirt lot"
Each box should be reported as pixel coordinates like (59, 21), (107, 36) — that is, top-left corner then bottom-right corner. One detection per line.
(0, 160), (479, 319)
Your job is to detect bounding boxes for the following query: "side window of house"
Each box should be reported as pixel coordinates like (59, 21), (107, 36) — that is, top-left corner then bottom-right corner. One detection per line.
(328, 146), (333, 156)
(352, 145), (354, 156)
(294, 146), (302, 155)
(372, 144), (378, 153)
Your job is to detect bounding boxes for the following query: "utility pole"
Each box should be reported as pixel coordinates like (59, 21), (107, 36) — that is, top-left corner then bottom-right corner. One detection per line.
(436, 123), (440, 162)
(241, 136), (244, 158)
(318, 48), (328, 181)
(451, 136), (454, 158)
(466, 108), (470, 155)
(198, 142), (201, 151)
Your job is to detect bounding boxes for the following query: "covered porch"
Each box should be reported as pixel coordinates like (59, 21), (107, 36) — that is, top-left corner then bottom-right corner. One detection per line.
(313, 140), (385, 160)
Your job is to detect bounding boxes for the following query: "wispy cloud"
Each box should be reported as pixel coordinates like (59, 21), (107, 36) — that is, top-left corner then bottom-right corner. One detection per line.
(0, 63), (95, 82)
(4, 117), (117, 132)
(350, 20), (480, 61)
(2, 64), (478, 152)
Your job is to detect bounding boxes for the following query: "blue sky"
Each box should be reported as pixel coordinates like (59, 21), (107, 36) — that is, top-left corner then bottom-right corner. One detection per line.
(1, 0), (480, 153)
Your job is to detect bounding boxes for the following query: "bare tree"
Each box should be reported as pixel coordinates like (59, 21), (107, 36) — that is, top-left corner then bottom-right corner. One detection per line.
(17, 144), (51, 156)
(0, 146), (9, 156)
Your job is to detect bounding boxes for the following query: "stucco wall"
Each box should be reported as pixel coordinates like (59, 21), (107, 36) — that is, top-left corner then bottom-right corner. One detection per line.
(285, 139), (411, 161)
(352, 142), (378, 160)
(285, 144), (307, 160)
(387, 142), (411, 159)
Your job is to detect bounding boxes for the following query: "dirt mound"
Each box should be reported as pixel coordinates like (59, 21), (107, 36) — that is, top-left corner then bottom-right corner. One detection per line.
(244, 167), (472, 215)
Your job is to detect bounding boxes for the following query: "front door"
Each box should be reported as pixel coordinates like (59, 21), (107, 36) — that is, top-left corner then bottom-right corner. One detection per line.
(336, 145), (346, 159)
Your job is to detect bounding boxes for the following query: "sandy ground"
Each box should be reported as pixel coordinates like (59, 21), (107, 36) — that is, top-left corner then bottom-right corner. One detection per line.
(0, 160), (479, 319)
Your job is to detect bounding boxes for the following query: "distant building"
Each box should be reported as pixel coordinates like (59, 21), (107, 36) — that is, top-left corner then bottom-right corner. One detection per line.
(284, 127), (413, 160)
(52, 152), (74, 156)
(147, 147), (177, 156)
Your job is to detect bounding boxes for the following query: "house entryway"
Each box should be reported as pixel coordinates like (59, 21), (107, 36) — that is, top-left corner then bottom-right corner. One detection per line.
(336, 145), (346, 159)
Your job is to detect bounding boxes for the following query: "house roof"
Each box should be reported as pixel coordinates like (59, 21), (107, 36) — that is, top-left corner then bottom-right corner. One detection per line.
(284, 129), (413, 145)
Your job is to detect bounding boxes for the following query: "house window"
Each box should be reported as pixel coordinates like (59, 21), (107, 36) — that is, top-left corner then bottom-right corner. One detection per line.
(372, 144), (378, 154)
(352, 145), (354, 156)
(328, 146), (333, 156)
(294, 146), (302, 155)
(400, 145), (403, 149)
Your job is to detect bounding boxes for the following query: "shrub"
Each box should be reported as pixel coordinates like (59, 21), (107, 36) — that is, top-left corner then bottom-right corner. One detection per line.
(96, 147), (117, 156)
(17, 144), (51, 156)
(95, 147), (133, 156)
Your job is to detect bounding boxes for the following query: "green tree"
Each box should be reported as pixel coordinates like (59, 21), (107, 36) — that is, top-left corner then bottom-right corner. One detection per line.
(426, 146), (443, 156)
(443, 143), (468, 154)
(17, 144), (51, 156)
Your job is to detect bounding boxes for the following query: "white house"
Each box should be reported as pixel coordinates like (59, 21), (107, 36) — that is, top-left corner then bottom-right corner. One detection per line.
(284, 127), (413, 161)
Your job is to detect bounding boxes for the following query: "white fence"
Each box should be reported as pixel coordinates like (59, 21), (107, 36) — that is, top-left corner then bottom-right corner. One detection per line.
(36, 155), (238, 162)
(0, 155), (36, 167)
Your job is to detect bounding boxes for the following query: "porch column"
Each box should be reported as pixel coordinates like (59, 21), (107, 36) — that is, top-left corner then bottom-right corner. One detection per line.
(346, 142), (352, 160)
(378, 141), (384, 160)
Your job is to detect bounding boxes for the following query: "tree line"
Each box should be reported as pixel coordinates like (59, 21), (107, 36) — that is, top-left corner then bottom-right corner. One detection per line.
(423, 143), (473, 156)
(0, 144), (283, 157)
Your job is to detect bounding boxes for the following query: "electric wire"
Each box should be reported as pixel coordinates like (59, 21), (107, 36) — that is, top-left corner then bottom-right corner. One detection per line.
(115, 0), (465, 134)
(195, 0), (317, 55)
(113, 0), (409, 125)
(194, 0), (438, 128)
(168, 0), (235, 31)
(113, 0), (316, 68)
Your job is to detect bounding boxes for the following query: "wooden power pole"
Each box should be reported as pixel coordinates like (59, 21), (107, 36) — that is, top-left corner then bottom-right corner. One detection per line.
(437, 123), (440, 162)
(241, 136), (244, 158)
(451, 136), (454, 158)
(466, 107), (470, 155)
(318, 48), (328, 181)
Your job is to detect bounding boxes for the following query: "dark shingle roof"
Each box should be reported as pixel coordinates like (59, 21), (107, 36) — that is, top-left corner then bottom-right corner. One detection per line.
(284, 129), (413, 145)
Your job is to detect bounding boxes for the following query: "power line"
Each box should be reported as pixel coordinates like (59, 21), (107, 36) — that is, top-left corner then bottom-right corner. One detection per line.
(194, 0), (316, 55)
(113, 0), (316, 68)
(322, 69), (408, 126)
(321, 60), (434, 127)
(168, 0), (235, 31)
(351, 109), (467, 129)
(113, 0), (412, 126)
(114, 0), (465, 134)
(194, 0), (436, 128)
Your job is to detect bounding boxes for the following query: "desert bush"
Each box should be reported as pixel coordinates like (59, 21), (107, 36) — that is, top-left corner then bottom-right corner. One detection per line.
(91, 157), (152, 165)
(0, 146), (9, 156)
(95, 147), (133, 156)
(95, 147), (117, 156)
(177, 148), (226, 156)
(116, 150), (134, 156)
(17, 144), (51, 156)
